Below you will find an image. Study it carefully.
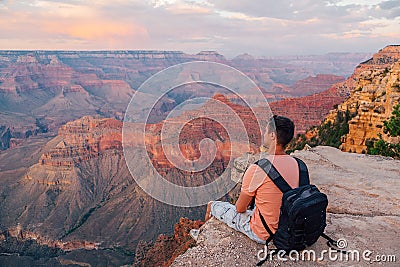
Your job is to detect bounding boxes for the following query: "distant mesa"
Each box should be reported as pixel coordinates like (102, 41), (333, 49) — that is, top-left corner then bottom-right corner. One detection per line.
(196, 50), (222, 56)
(232, 53), (255, 61)
(195, 51), (227, 62)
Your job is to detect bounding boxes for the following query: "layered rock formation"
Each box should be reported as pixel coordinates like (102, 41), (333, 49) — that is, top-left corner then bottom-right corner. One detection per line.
(269, 86), (348, 134)
(287, 74), (345, 97)
(325, 45), (400, 153)
(172, 146), (400, 266)
(0, 93), (262, 266)
(266, 74), (348, 135)
(4, 224), (98, 251)
(0, 54), (138, 149)
(0, 115), (206, 265)
(0, 50), (368, 150)
(38, 116), (122, 168)
(146, 94), (262, 178)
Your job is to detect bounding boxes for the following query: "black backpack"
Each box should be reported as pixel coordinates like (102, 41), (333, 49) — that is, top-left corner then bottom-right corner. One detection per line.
(254, 157), (340, 265)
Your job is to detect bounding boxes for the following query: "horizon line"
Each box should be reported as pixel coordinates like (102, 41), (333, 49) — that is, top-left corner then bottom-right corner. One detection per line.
(0, 49), (375, 58)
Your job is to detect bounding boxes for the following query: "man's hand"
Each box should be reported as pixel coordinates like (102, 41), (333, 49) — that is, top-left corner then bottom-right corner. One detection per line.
(235, 192), (253, 213)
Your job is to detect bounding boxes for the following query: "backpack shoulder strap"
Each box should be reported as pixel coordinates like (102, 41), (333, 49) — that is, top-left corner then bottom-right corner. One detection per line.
(255, 158), (292, 193)
(293, 157), (310, 186)
(258, 210), (274, 243)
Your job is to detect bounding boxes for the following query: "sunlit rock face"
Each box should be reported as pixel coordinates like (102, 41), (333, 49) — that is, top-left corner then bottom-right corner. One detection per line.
(325, 45), (400, 153)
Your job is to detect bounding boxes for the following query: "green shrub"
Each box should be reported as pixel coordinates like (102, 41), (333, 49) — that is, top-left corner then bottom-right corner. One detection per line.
(366, 104), (400, 159)
(384, 104), (400, 137)
(286, 109), (354, 153)
(383, 67), (389, 75)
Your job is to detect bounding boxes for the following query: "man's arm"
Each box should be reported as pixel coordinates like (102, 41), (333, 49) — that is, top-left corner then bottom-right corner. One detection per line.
(235, 192), (253, 213)
(236, 163), (263, 212)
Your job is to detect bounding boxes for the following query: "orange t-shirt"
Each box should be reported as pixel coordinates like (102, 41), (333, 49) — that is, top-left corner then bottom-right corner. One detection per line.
(241, 155), (299, 240)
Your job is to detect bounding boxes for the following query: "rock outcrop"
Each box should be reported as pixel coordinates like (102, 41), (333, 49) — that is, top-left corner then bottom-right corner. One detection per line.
(133, 218), (204, 267)
(325, 45), (400, 153)
(38, 116), (122, 168)
(172, 146), (400, 266)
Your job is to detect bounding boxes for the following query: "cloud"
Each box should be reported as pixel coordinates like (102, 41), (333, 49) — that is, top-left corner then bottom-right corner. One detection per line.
(44, 21), (148, 41)
(0, 0), (149, 49)
(0, 0), (398, 56)
(375, 0), (400, 19)
(165, 3), (212, 15)
(210, 0), (342, 20)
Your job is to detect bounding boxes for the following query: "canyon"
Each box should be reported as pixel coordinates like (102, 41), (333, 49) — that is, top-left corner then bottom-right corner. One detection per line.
(0, 50), (369, 150)
(0, 114), (215, 265)
(0, 49), (385, 266)
(0, 94), (342, 265)
(0, 95), (262, 265)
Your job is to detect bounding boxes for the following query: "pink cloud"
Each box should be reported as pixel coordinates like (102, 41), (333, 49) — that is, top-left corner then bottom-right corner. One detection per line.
(43, 20), (148, 41)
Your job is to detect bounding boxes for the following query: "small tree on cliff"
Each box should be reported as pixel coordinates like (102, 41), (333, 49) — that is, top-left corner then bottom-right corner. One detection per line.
(367, 104), (400, 159)
(384, 104), (400, 137)
(286, 109), (353, 153)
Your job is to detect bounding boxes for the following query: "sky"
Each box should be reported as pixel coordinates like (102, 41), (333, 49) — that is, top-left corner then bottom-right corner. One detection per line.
(0, 0), (399, 57)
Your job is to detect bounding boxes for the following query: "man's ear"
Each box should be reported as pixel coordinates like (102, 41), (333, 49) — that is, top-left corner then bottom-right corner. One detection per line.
(270, 131), (277, 140)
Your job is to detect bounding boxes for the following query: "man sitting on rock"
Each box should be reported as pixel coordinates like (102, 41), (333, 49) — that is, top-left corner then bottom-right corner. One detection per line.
(199, 115), (300, 244)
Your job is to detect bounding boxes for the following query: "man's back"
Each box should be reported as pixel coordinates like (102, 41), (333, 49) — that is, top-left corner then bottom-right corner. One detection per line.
(241, 155), (299, 240)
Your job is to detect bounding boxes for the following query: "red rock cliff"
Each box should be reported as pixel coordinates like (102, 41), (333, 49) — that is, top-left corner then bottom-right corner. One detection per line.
(39, 116), (123, 167)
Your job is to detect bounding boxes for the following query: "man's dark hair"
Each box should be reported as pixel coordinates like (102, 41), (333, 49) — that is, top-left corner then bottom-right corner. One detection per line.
(267, 115), (295, 147)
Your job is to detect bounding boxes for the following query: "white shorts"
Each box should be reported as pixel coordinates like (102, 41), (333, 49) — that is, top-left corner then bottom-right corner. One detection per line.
(210, 201), (265, 244)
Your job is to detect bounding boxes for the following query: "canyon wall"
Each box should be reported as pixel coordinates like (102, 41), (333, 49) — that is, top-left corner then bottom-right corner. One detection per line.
(325, 45), (400, 153)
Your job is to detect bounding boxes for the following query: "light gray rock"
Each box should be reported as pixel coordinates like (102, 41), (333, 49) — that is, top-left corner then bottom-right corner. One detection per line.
(291, 146), (400, 216)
